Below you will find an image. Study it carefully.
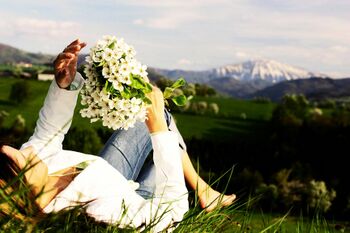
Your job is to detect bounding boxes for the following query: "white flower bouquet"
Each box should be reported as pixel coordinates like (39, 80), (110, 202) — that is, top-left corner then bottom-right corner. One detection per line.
(80, 35), (188, 130)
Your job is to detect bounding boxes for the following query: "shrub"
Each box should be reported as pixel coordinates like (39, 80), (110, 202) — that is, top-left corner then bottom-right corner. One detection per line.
(257, 169), (337, 213)
(63, 127), (103, 155)
(306, 180), (336, 212)
(9, 81), (30, 104)
(208, 103), (219, 115)
(0, 110), (9, 128)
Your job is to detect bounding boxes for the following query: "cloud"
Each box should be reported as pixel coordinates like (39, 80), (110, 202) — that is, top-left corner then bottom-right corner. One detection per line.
(133, 19), (145, 25)
(235, 52), (248, 59)
(137, 12), (203, 29)
(177, 58), (192, 65)
(0, 16), (80, 39)
(123, 0), (232, 7)
(0, 16), (82, 53)
(13, 18), (80, 37)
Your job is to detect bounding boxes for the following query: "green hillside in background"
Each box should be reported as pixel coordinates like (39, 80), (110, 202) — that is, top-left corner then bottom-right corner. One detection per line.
(0, 43), (54, 64)
(0, 76), (276, 141)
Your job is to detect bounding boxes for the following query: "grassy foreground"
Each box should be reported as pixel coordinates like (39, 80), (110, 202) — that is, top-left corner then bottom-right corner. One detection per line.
(1, 77), (349, 232)
(1, 194), (349, 232)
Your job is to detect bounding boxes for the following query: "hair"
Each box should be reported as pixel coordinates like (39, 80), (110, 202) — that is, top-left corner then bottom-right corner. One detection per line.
(0, 144), (41, 221)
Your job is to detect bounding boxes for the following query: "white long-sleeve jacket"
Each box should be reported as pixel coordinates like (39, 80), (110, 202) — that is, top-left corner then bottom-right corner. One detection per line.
(20, 73), (189, 232)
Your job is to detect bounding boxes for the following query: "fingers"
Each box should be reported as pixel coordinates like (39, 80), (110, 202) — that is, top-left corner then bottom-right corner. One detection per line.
(64, 39), (86, 54)
(54, 55), (72, 71)
(54, 39), (86, 71)
(63, 43), (86, 54)
(65, 39), (86, 50)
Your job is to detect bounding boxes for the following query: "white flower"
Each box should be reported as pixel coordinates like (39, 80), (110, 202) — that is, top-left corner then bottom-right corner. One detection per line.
(95, 39), (107, 50)
(119, 63), (131, 77)
(102, 66), (112, 78)
(112, 80), (124, 92)
(92, 50), (103, 63)
(103, 35), (117, 45)
(85, 56), (93, 63)
(102, 48), (115, 61)
(108, 59), (120, 70)
(81, 35), (151, 130)
(120, 74), (132, 85)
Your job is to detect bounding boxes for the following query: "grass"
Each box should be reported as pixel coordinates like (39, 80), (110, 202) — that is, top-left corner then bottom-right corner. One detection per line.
(1, 192), (349, 232)
(0, 76), (276, 142)
(2, 77), (348, 232)
(191, 96), (276, 121)
(0, 77), (50, 129)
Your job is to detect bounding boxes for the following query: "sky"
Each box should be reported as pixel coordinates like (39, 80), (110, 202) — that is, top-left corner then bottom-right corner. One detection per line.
(1, 0), (349, 77)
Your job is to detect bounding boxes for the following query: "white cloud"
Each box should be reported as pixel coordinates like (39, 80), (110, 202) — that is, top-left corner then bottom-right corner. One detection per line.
(140, 12), (203, 29)
(0, 16), (80, 39)
(235, 52), (248, 59)
(330, 46), (349, 53)
(133, 19), (145, 25)
(177, 58), (192, 65)
(13, 18), (80, 37)
(122, 0), (232, 7)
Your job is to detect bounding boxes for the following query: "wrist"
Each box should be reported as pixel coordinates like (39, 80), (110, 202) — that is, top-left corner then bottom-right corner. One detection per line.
(146, 116), (168, 134)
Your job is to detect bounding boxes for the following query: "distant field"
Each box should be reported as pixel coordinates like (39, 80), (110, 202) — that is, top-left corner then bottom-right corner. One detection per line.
(0, 77), (276, 141)
(0, 77), (50, 128)
(191, 96), (276, 121)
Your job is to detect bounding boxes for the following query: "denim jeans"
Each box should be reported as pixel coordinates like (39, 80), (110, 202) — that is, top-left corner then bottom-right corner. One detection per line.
(98, 110), (186, 199)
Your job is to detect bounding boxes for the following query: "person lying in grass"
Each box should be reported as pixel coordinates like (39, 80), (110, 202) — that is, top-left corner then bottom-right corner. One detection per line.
(0, 39), (235, 230)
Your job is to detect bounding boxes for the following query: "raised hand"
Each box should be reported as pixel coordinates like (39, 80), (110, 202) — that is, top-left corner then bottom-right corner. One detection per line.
(53, 39), (86, 89)
(145, 86), (168, 133)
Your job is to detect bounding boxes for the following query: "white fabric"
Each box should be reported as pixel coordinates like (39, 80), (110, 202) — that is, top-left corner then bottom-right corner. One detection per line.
(20, 74), (189, 232)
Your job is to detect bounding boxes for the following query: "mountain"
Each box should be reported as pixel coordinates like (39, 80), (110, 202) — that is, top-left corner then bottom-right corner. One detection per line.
(212, 60), (326, 83)
(154, 59), (325, 84)
(252, 77), (350, 101)
(2, 43), (341, 100)
(0, 43), (54, 64)
(153, 59), (328, 98)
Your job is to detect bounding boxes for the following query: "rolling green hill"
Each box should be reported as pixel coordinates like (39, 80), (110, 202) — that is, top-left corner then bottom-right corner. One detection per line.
(0, 43), (54, 64)
(0, 77), (276, 141)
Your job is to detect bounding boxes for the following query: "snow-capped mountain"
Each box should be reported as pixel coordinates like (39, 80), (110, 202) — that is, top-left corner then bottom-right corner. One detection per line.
(153, 59), (328, 85)
(151, 59), (330, 98)
(212, 59), (326, 83)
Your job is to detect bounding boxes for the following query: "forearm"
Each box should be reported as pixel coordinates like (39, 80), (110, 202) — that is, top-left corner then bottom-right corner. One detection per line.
(21, 73), (84, 158)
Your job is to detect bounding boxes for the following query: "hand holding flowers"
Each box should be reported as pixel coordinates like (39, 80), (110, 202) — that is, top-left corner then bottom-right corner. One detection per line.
(80, 35), (189, 130)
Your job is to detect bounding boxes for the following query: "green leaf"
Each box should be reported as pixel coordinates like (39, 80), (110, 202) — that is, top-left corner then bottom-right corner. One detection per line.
(171, 95), (187, 106)
(121, 87), (131, 98)
(145, 82), (153, 93)
(144, 97), (152, 105)
(108, 42), (115, 49)
(164, 99), (169, 107)
(103, 81), (109, 94)
(164, 87), (174, 99)
(171, 77), (186, 89)
(131, 75), (145, 90)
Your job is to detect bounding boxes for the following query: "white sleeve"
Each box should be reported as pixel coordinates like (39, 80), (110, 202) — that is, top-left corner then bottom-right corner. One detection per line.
(20, 73), (85, 162)
(151, 131), (189, 219)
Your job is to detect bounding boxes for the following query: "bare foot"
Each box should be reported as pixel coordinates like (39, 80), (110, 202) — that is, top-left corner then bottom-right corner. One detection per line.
(199, 187), (236, 212)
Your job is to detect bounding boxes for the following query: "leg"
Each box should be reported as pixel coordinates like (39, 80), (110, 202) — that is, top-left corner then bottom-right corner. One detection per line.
(182, 150), (236, 212)
(98, 110), (180, 198)
(98, 121), (152, 180)
(167, 113), (236, 212)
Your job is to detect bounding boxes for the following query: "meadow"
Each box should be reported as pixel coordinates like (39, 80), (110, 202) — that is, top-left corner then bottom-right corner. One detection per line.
(0, 77), (276, 140)
(1, 76), (349, 232)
